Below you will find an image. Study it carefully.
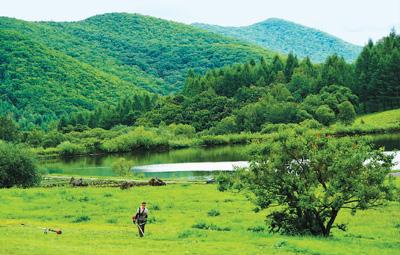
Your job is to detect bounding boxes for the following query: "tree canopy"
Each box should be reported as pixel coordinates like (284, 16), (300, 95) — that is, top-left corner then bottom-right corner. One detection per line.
(217, 130), (395, 236)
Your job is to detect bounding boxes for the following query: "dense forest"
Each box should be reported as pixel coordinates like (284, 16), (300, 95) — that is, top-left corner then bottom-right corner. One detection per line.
(0, 32), (388, 155)
(193, 18), (362, 62)
(67, 31), (395, 135)
(0, 13), (277, 128)
(0, 12), (398, 146)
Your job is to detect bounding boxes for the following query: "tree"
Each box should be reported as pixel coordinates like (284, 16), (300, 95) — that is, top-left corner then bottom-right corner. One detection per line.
(0, 115), (19, 142)
(0, 142), (40, 188)
(354, 32), (400, 112)
(318, 54), (354, 91)
(337, 101), (356, 125)
(112, 158), (134, 177)
(284, 52), (299, 82)
(219, 130), (394, 236)
(315, 105), (335, 126)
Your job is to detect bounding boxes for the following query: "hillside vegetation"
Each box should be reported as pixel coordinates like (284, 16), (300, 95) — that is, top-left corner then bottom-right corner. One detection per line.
(0, 13), (275, 127)
(355, 108), (400, 127)
(193, 18), (362, 62)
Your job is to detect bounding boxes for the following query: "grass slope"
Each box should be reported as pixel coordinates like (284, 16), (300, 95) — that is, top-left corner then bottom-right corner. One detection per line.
(354, 108), (400, 127)
(193, 18), (362, 62)
(0, 183), (399, 255)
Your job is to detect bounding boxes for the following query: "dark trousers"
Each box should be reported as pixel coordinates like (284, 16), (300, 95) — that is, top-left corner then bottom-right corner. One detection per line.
(137, 222), (145, 237)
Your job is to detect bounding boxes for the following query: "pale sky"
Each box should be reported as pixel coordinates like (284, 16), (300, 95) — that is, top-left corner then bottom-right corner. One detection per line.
(1, 0), (399, 45)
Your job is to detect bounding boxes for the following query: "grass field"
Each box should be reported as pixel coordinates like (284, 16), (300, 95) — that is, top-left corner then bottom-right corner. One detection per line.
(0, 181), (399, 255)
(354, 109), (400, 127)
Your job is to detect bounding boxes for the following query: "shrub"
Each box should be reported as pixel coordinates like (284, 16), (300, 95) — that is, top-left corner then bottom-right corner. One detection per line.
(112, 158), (133, 177)
(299, 119), (323, 129)
(207, 209), (220, 217)
(315, 105), (335, 126)
(338, 101), (356, 125)
(101, 126), (168, 152)
(0, 142), (40, 188)
(72, 215), (91, 223)
(192, 222), (230, 231)
(57, 141), (86, 156)
(177, 229), (207, 238)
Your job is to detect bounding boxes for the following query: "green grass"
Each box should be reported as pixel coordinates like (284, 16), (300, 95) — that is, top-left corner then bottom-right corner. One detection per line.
(327, 108), (400, 136)
(0, 181), (399, 255)
(355, 109), (400, 127)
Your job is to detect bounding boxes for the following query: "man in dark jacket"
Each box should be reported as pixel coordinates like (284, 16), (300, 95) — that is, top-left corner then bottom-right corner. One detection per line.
(132, 202), (148, 237)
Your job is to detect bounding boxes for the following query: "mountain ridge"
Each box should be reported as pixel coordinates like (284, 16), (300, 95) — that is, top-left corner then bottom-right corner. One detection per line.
(0, 12), (277, 126)
(193, 18), (362, 62)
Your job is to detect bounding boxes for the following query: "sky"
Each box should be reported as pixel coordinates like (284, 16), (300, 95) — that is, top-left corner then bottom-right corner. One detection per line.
(1, 0), (399, 45)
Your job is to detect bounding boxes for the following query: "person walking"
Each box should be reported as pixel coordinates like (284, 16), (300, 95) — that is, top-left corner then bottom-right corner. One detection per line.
(132, 202), (148, 237)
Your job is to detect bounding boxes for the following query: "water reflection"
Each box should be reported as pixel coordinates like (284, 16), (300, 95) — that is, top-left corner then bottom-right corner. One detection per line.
(39, 134), (400, 177)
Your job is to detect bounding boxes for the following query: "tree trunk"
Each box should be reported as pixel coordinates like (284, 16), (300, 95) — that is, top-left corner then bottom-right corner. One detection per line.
(325, 209), (339, 236)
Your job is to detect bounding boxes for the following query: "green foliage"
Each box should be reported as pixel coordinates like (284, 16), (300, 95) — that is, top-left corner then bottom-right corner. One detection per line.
(57, 141), (86, 156)
(112, 158), (134, 177)
(72, 215), (91, 223)
(207, 209), (220, 217)
(0, 114), (19, 142)
(0, 28), (144, 129)
(192, 222), (231, 231)
(338, 101), (356, 125)
(194, 18), (362, 62)
(315, 105), (335, 126)
(354, 32), (400, 112)
(0, 142), (40, 188)
(0, 13), (275, 127)
(222, 130), (395, 236)
(318, 54), (354, 91)
(101, 126), (169, 152)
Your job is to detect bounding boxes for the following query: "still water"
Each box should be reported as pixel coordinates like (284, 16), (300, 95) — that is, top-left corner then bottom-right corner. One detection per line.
(39, 134), (400, 178)
(39, 145), (250, 178)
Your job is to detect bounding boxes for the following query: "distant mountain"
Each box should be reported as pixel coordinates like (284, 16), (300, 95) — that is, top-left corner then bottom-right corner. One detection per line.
(0, 13), (276, 125)
(193, 18), (362, 63)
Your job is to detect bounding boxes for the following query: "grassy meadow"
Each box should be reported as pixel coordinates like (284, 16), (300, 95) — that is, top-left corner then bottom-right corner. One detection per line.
(354, 109), (400, 127)
(0, 181), (399, 255)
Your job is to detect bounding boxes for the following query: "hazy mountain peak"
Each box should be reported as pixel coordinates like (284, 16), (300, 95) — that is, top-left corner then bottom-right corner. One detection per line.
(193, 18), (362, 62)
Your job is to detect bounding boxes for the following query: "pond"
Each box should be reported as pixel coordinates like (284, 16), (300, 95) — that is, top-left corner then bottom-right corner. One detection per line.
(39, 145), (251, 178)
(39, 133), (400, 179)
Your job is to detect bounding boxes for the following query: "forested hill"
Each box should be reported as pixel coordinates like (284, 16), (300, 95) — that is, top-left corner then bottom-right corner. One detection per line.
(0, 13), (276, 127)
(193, 18), (362, 63)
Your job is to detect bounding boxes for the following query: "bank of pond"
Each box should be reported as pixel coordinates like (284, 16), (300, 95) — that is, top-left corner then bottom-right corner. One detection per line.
(38, 133), (400, 179)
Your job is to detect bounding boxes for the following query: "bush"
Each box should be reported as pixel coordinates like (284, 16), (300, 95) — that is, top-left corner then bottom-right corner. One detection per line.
(0, 142), (40, 188)
(315, 105), (335, 126)
(112, 158), (133, 177)
(101, 126), (168, 152)
(207, 209), (220, 217)
(338, 101), (356, 125)
(192, 222), (230, 231)
(299, 119), (323, 129)
(72, 215), (91, 223)
(177, 229), (207, 238)
(57, 141), (86, 156)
